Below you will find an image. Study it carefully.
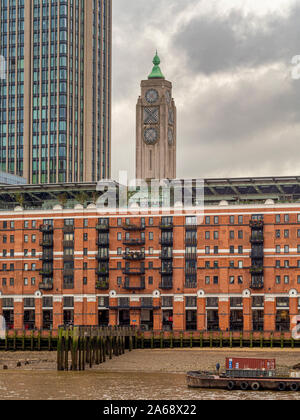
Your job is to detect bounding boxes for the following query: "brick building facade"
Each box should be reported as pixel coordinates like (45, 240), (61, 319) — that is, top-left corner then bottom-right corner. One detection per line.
(1, 197), (300, 333)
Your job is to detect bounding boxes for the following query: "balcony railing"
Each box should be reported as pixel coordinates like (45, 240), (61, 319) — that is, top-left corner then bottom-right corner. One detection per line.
(39, 254), (53, 262)
(185, 238), (197, 246)
(184, 282), (197, 289)
(123, 267), (145, 275)
(160, 251), (173, 260)
(251, 250), (264, 258)
(39, 269), (53, 277)
(159, 237), (173, 246)
(159, 278), (173, 289)
(159, 222), (173, 230)
(185, 253), (197, 260)
(39, 224), (53, 233)
(63, 254), (74, 262)
(63, 225), (74, 233)
(123, 277), (146, 290)
(250, 234), (264, 243)
(250, 266), (264, 274)
(96, 268), (109, 276)
(123, 251), (145, 261)
(96, 281), (109, 290)
(123, 238), (145, 246)
(63, 240), (74, 248)
(39, 280), (53, 291)
(249, 220), (264, 229)
(96, 253), (109, 261)
(96, 223), (109, 231)
(40, 239), (53, 247)
(250, 277), (264, 290)
(122, 222), (145, 231)
(96, 239), (109, 247)
(63, 268), (74, 277)
(185, 223), (198, 230)
(160, 267), (173, 275)
(185, 268), (197, 275)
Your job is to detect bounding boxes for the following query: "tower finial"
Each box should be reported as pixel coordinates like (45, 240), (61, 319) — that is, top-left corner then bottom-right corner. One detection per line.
(148, 51), (165, 79)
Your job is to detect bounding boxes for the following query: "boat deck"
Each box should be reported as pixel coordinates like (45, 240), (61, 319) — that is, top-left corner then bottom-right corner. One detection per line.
(187, 371), (300, 392)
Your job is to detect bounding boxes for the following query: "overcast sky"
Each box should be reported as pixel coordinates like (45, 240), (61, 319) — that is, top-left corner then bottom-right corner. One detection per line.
(111, 0), (300, 180)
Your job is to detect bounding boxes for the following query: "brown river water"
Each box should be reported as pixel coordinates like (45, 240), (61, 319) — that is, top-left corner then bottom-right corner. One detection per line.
(0, 370), (300, 400)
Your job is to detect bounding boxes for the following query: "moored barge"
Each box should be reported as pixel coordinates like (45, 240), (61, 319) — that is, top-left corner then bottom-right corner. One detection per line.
(187, 357), (300, 392)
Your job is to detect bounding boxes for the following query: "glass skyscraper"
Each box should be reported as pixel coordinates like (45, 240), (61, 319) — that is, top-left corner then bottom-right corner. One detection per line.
(0, 0), (111, 184)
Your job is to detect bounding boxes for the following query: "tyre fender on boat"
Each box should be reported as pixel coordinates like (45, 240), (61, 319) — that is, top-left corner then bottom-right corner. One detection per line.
(278, 382), (286, 391)
(251, 382), (260, 391)
(290, 383), (298, 392)
(227, 381), (235, 391)
(240, 382), (249, 391)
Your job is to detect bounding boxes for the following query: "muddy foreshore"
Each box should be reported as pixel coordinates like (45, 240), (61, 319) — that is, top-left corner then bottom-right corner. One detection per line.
(1, 348), (300, 373)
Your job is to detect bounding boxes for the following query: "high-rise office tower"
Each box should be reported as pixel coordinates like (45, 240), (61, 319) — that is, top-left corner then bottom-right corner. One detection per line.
(0, 0), (112, 184)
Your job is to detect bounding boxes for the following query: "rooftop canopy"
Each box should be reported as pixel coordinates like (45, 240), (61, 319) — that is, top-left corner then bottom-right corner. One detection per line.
(0, 176), (300, 211)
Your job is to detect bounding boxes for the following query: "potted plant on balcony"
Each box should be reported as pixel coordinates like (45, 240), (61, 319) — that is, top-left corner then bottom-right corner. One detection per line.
(96, 280), (108, 290)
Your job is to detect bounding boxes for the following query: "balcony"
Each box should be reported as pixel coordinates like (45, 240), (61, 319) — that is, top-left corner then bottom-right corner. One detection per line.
(63, 268), (74, 277)
(123, 251), (145, 261)
(123, 238), (145, 246)
(185, 223), (198, 230)
(123, 267), (145, 275)
(63, 240), (74, 248)
(39, 224), (53, 233)
(185, 253), (197, 260)
(123, 277), (146, 290)
(250, 234), (264, 243)
(159, 237), (173, 246)
(185, 268), (197, 276)
(185, 237), (197, 246)
(250, 266), (264, 274)
(159, 278), (173, 289)
(251, 250), (264, 259)
(96, 238), (109, 247)
(96, 280), (109, 290)
(159, 222), (173, 230)
(250, 277), (264, 290)
(96, 223), (109, 232)
(160, 251), (173, 260)
(39, 280), (53, 291)
(122, 222), (145, 231)
(63, 225), (74, 233)
(249, 220), (264, 229)
(39, 253), (53, 262)
(39, 268), (53, 277)
(96, 252), (109, 261)
(96, 267), (109, 276)
(63, 254), (74, 262)
(40, 239), (53, 247)
(160, 267), (173, 275)
(184, 282), (197, 289)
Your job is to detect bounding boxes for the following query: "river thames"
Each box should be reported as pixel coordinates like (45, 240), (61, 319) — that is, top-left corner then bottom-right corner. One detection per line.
(1, 348), (300, 400)
(0, 370), (300, 400)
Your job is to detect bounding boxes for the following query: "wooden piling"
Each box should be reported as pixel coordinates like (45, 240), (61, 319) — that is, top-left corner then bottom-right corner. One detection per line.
(57, 328), (63, 371)
(56, 326), (135, 371)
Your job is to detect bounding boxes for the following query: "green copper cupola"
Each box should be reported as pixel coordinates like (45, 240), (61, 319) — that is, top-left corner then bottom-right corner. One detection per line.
(148, 51), (165, 79)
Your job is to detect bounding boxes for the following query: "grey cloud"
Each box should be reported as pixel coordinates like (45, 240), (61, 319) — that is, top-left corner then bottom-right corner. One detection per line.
(112, 0), (300, 180)
(173, 3), (300, 75)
